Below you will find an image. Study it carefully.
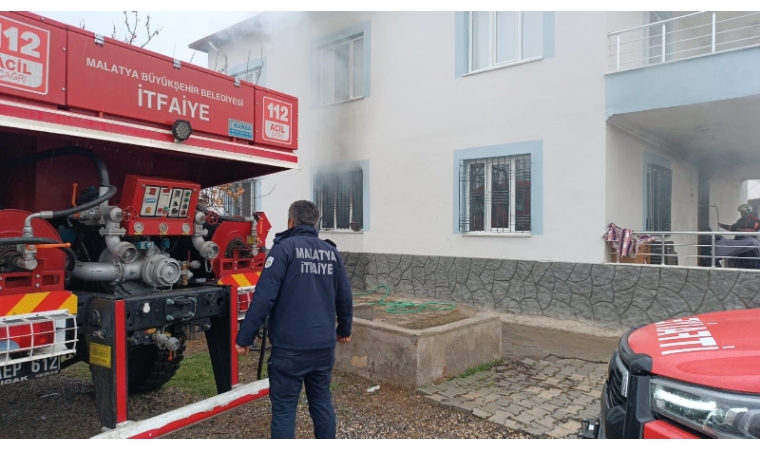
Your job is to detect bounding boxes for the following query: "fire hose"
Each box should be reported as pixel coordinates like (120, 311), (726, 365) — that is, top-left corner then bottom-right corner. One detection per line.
(351, 283), (456, 315)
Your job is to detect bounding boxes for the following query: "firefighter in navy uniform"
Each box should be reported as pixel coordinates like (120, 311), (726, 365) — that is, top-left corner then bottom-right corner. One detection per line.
(235, 200), (353, 439)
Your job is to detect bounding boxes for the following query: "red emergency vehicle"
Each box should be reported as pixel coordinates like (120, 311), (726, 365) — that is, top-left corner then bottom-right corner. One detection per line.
(0, 11), (298, 436)
(581, 309), (760, 439)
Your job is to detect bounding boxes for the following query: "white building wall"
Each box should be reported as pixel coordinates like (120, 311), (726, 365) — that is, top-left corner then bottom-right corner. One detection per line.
(605, 125), (699, 265)
(605, 126), (649, 231)
(747, 181), (760, 200)
(210, 11), (611, 264)
(197, 11), (760, 268)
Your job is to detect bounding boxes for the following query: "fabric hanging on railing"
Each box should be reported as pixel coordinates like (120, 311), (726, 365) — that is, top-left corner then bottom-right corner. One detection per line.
(603, 222), (657, 258)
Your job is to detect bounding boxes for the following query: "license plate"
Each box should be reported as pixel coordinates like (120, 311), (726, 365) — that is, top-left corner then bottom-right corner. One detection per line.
(0, 356), (61, 385)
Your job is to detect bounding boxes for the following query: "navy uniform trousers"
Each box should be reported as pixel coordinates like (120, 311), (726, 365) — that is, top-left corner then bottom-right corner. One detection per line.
(268, 346), (337, 439)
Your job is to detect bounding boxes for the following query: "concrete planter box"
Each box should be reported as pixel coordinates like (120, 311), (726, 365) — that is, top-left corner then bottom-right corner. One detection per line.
(335, 311), (502, 389)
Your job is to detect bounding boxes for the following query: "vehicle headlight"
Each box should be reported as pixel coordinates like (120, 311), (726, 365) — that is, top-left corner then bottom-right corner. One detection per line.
(651, 377), (760, 438)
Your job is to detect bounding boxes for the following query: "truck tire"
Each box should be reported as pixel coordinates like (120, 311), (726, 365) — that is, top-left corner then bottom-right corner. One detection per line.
(127, 339), (186, 394)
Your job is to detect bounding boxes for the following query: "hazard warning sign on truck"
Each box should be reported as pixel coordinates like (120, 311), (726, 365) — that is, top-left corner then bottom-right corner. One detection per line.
(255, 89), (298, 150)
(0, 14), (50, 95)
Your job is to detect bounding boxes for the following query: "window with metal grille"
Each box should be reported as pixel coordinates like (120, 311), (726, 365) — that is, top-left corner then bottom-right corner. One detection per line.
(646, 163), (672, 232)
(459, 155), (531, 233)
(221, 178), (256, 217)
(313, 170), (363, 230)
(240, 179), (254, 216)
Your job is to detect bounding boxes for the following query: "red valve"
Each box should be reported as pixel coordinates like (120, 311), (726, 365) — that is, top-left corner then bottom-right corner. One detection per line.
(122, 207), (136, 222)
(206, 211), (219, 225)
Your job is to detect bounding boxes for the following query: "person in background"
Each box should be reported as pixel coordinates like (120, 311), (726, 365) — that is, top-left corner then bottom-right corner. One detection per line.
(719, 204), (760, 240)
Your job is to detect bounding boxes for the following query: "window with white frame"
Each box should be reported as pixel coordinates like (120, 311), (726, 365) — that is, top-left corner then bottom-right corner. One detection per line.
(313, 170), (364, 231)
(318, 35), (365, 106)
(459, 155), (531, 233)
(230, 64), (264, 85)
(467, 11), (544, 73)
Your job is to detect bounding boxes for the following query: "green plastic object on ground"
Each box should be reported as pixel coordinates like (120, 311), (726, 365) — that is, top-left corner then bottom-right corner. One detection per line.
(351, 283), (457, 315)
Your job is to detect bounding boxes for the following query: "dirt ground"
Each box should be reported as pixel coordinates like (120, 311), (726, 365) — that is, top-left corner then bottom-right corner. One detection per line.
(0, 294), (608, 439)
(0, 336), (530, 439)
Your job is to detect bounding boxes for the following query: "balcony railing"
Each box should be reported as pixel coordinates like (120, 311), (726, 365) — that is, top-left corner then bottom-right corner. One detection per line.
(608, 11), (760, 72)
(605, 230), (760, 269)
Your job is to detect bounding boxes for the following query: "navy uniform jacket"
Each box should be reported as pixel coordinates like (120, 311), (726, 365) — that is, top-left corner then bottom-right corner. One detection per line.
(236, 225), (353, 350)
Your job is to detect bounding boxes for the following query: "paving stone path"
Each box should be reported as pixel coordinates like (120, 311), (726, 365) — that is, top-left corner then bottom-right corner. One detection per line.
(417, 357), (606, 438)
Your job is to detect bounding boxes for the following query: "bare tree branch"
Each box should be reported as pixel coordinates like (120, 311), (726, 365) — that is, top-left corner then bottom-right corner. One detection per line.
(141, 13), (163, 48)
(81, 11), (163, 49)
(86, 11), (164, 49)
(123, 11), (139, 45)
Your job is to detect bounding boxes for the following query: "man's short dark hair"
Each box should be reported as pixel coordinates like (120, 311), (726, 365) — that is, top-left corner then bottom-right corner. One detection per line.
(289, 200), (321, 227)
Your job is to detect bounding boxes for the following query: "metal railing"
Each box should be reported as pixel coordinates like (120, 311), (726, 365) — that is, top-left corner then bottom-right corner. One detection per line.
(608, 11), (760, 72)
(606, 230), (760, 269)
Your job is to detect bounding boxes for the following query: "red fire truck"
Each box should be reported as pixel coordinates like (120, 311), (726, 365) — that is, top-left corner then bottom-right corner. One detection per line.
(0, 11), (297, 437)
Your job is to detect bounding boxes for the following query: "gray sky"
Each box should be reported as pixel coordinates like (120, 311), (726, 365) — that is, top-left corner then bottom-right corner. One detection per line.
(34, 11), (261, 68)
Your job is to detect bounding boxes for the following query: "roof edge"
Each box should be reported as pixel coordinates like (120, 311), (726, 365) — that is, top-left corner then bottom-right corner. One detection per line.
(189, 13), (266, 53)
(189, 12), (333, 53)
